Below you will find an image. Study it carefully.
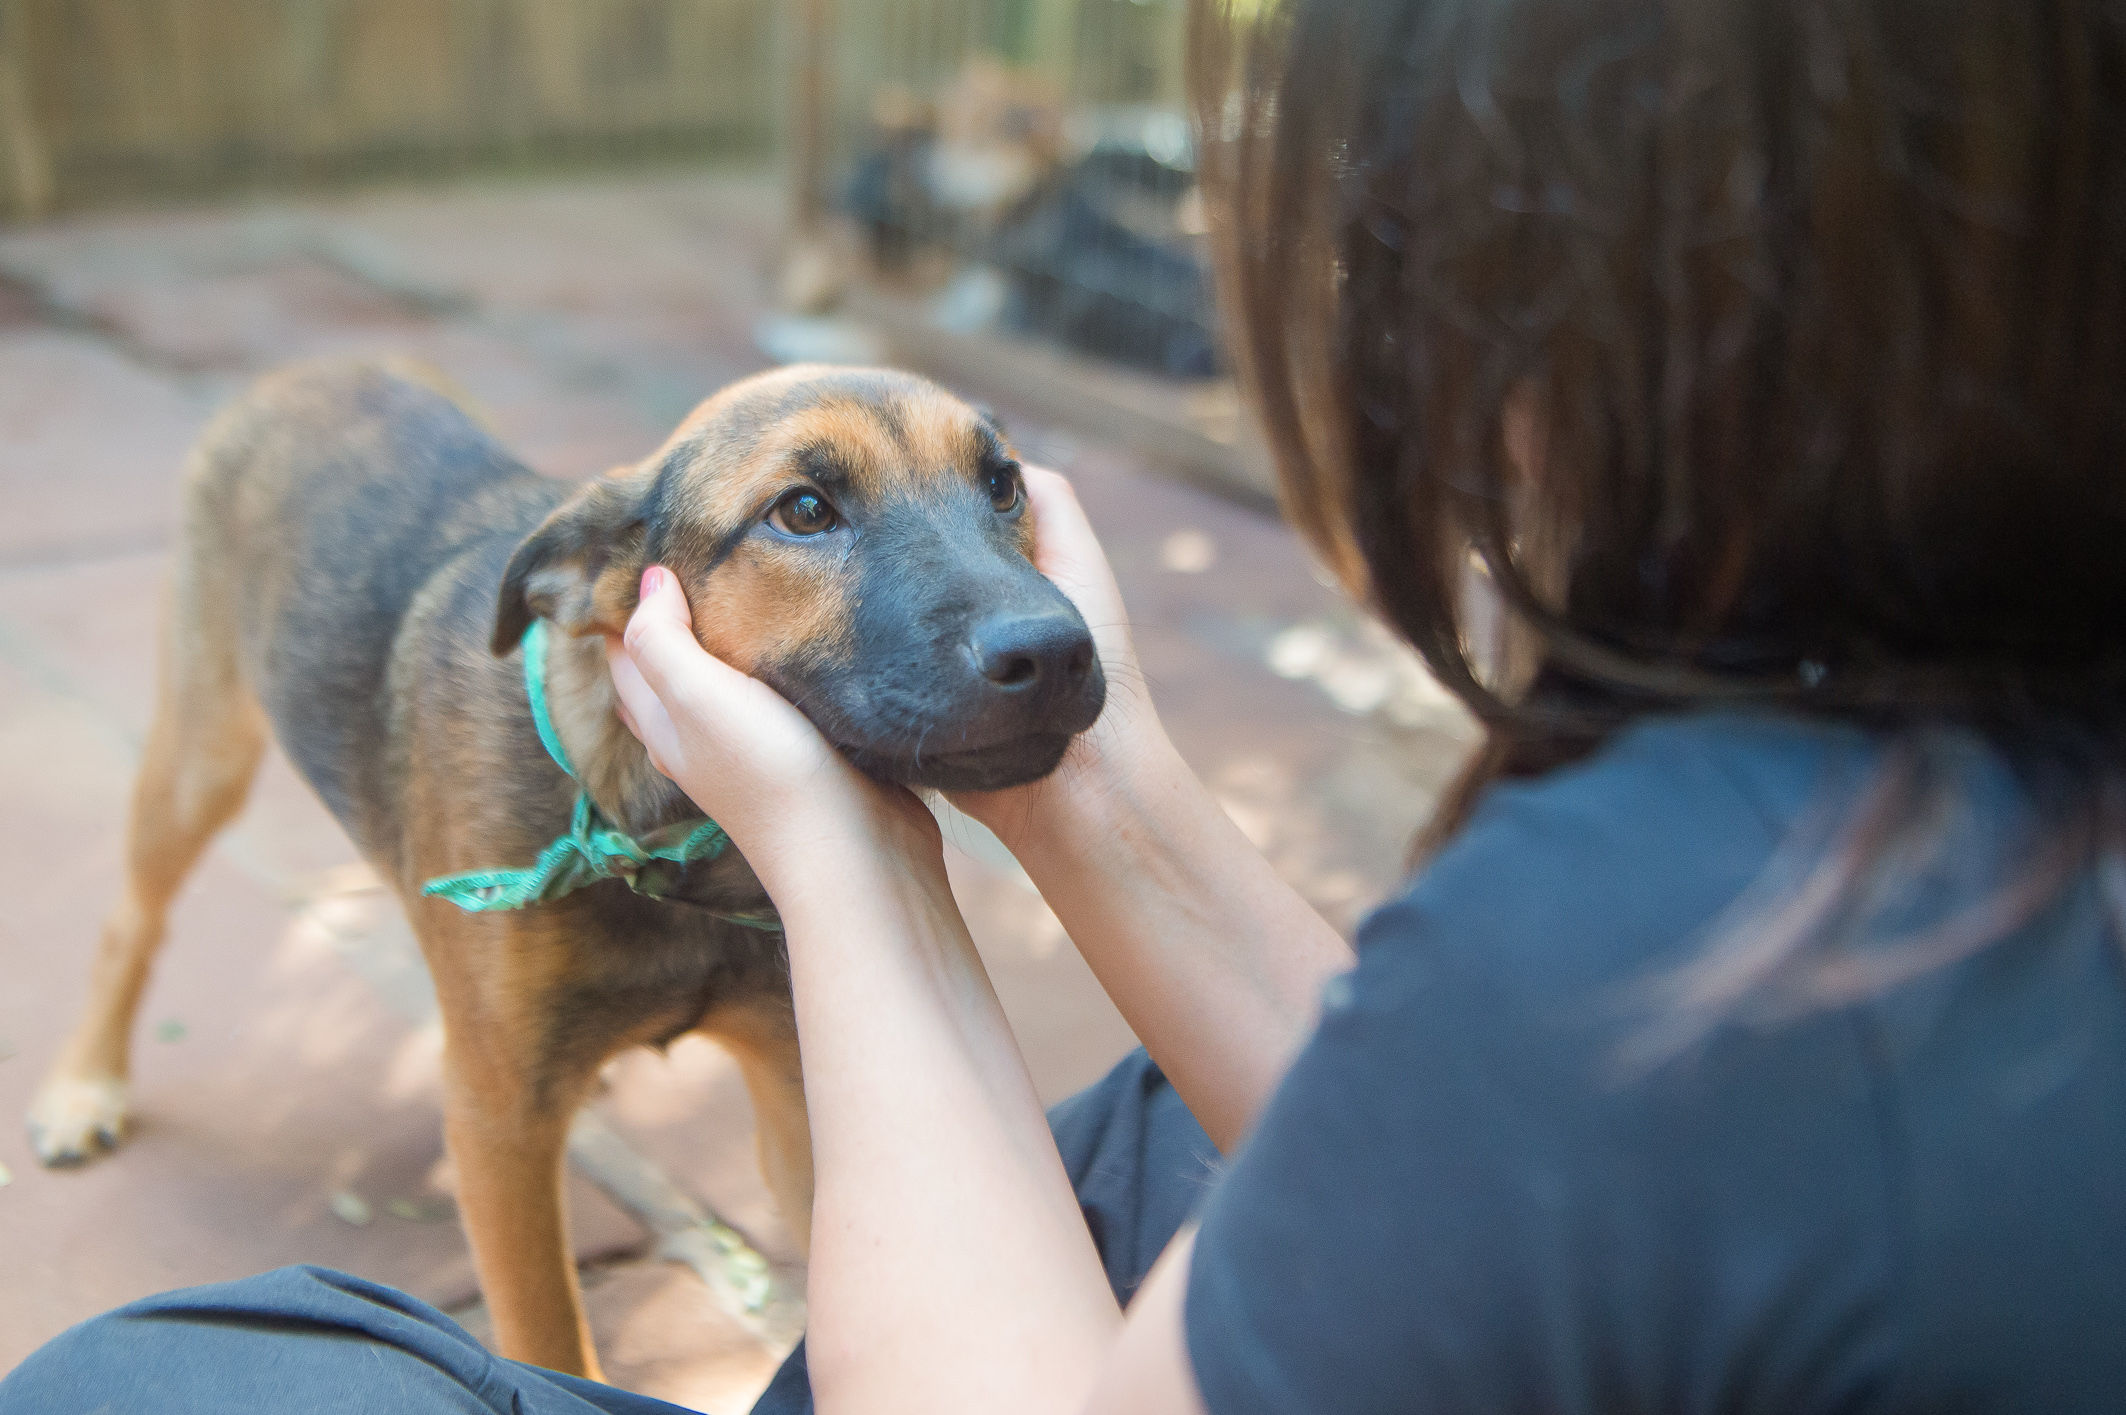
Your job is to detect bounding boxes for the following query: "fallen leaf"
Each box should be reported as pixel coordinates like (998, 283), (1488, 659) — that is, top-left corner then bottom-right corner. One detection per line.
(329, 1190), (373, 1227)
(1159, 527), (1217, 574)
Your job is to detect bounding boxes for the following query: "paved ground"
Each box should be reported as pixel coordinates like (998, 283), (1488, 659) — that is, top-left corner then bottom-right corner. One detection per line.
(0, 168), (1477, 1408)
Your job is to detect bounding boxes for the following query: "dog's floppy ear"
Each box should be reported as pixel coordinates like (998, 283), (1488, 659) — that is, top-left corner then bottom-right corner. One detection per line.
(491, 463), (657, 654)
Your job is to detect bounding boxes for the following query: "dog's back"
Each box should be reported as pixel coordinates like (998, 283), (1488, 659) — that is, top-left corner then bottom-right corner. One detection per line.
(180, 360), (561, 863)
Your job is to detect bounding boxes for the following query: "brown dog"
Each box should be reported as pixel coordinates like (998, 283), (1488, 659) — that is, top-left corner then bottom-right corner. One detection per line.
(25, 359), (1105, 1378)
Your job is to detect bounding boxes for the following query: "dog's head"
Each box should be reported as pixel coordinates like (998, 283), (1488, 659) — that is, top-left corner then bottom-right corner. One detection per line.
(493, 365), (1106, 791)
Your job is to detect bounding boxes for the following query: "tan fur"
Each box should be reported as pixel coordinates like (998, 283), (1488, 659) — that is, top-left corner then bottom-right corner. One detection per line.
(693, 547), (856, 677)
(702, 999), (814, 1256)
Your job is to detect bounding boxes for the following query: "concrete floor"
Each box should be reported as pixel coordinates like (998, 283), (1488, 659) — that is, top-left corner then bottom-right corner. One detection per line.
(0, 169), (1477, 1408)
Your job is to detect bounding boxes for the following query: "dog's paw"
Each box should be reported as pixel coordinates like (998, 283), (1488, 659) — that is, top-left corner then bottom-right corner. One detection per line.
(27, 1077), (129, 1167)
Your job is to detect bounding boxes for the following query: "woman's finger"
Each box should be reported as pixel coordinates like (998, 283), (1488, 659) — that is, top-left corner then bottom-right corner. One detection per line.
(621, 566), (728, 706)
(605, 633), (678, 767)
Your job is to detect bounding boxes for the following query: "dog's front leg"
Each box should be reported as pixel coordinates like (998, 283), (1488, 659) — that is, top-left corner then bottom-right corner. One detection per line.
(703, 995), (815, 1258)
(441, 1029), (604, 1380)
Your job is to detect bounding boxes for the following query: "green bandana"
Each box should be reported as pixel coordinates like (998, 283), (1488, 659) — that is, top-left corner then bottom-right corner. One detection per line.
(421, 620), (780, 930)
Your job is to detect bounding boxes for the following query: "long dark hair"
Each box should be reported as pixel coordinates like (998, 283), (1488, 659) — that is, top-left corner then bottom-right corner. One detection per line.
(1192, 0), (2126, 1024)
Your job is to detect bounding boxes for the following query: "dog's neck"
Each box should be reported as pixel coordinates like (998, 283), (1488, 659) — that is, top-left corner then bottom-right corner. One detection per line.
(540, 625), (692, 834)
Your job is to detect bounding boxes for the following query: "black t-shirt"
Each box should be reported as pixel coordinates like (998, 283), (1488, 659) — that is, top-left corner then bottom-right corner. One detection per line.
(1186, 712), (2126, 1412)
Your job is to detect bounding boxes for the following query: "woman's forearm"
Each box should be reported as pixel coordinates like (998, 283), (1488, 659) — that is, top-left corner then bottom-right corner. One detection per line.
(982, 731), (1354, 1152)
(933, 466), (1351, 1149)
(772, 832), (1122, 1415)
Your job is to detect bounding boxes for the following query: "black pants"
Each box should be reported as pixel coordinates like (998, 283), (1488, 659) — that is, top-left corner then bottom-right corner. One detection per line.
(1, 1050), (1217, 1415)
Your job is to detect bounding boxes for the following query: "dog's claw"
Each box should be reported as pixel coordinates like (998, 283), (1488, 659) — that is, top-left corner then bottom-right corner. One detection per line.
(26, 1077), (129, 1168)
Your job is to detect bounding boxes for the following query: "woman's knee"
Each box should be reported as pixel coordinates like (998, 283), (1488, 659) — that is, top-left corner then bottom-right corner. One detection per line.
(0, 1266), (511, 1415)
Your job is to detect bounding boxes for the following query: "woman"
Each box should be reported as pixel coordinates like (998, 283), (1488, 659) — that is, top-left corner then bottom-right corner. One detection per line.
(8, 0), (2124, 1409)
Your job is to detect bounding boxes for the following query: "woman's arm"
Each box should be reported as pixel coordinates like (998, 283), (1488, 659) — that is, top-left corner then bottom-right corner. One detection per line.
(613, 567), (1185, 1415)
(774, 816), (1124, 1415)
(1085, 1231), (1211, 1415)
(951, 470), (1354, 1151)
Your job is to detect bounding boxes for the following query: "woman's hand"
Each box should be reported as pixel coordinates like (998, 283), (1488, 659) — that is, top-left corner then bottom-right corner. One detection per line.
(948, 468), (1169, 846)
(943, 468), (1352, 1151)
(607, 565), (939, 890)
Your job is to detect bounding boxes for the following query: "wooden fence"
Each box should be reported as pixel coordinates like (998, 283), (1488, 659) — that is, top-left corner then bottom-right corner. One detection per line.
(0, 0), (777, 219)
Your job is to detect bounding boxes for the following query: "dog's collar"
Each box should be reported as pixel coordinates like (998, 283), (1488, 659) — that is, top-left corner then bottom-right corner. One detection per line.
(420, 619), (781, 930)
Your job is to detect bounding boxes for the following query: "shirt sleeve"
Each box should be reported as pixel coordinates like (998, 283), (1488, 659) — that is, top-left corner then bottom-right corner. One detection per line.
(1181, 761), (1899, 1415)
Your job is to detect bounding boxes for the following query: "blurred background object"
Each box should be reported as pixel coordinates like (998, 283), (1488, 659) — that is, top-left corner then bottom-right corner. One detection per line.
(825, 2), (1221, 375)
(0, 1), (1240, 475)
(0, 0), (773, 214)
(804, 0), (1260, 498)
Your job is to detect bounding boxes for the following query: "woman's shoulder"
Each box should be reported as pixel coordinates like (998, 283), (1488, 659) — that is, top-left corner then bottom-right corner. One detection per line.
(1249, 715), (2126, 1412)
(1354, 710), (1884, 1005)
(1191, 712), (1920, 1414)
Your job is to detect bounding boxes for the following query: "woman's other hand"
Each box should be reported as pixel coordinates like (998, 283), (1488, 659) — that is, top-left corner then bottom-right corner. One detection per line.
(949, 467), (1167, 843)
(939, 467), (1351, 1151)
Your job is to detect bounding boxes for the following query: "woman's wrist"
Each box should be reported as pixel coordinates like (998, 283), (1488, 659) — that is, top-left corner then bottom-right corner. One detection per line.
(1012, 734), (1183, 876)
(955, 684), (1179, 857)
(742, 785), (954, 923)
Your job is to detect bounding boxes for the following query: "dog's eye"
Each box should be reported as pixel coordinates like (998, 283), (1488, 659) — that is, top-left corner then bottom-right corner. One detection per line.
(984, 461), (1022, 513)
(769, 489), (838, 537)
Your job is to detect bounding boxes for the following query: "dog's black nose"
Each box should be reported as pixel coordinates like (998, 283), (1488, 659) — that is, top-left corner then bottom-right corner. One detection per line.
(970, 613), (1096, 692)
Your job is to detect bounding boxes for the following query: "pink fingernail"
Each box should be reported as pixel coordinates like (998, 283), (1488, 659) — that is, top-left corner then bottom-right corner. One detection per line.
(641, 566), (666, 598)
